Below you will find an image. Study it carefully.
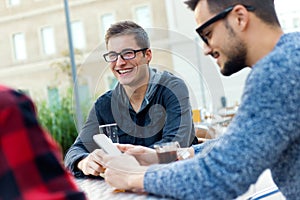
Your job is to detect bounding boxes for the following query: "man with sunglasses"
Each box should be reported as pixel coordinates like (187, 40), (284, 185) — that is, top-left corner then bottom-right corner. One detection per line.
(64, 21), (198, 178)
(98, 0), (300, 199)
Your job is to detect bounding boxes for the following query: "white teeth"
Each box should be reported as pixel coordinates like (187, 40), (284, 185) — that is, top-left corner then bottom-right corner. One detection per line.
(118, 69), (131, 74)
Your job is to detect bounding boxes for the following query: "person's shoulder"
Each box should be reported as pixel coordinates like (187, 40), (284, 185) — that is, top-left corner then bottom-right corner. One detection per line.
(250, 33), (300, 76)
(158, 70), (185, 84)
(268, 32), (300, 67)
(275, 33), (300, 68)
(96, 90), (113, 99)
(160, 70), (177, 78)
(95, 90), (113, 106)
(0, 85), (12, 108)
(0, 85), (30, 109)
(149, 68), (188, 93)
(244, 33), (300, 99)
(0, 85), (9, 91)
(0, 85), (15, 99)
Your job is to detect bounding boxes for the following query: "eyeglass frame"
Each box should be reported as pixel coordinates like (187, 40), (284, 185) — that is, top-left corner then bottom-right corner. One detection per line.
(196, 4), (255, 45)
(103, 48), (148, 63)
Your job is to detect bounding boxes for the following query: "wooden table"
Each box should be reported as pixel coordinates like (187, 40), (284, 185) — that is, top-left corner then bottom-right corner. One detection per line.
(76, 178), (172, 200)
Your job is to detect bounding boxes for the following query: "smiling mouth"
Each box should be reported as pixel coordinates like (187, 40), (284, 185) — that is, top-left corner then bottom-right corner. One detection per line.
(117, 68), (133, 75)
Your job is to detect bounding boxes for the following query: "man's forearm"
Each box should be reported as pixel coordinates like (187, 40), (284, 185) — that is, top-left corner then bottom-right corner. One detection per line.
(129, 174), (144, 190)
(128, 168), (147, 190)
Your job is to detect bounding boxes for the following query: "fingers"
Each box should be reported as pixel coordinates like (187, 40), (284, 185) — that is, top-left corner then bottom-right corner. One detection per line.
(104, 163), (146, 191)
(104, 168), (127, 189)
(105, 154), (141, 173)
(126, 146), (145, 154)
(116, 144), (135, 152)
(83, 162), (104, 176)
(80, 149), (107, 176)
(116, 144), (155, 155)
(93, 149), (107, 165)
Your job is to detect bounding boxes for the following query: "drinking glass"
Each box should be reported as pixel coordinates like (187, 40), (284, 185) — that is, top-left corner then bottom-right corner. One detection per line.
(154, 141), (180, 164)
(98, 123), (119, 143)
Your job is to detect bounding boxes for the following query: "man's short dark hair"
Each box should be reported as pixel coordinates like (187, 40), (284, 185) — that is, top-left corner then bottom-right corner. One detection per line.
(185, 0), (280, 27)
(105, 21), (150, 49)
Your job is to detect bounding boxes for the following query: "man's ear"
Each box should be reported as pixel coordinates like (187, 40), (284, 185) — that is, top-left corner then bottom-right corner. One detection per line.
(231, 5), (251, 31)
(145, 48), (152, 63)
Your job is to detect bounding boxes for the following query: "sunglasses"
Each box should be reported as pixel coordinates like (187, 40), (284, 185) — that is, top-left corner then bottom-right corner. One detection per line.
(196, 5), (255, 45)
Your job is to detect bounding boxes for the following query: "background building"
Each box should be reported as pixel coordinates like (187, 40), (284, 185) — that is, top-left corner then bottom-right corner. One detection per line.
(1, 0), (298, 115)
(0, 0), (171, 107)
(0, 0), (236, 114)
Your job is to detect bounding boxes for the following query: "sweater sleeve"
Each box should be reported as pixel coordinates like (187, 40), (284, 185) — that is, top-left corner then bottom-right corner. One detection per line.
(143, 51), (300, 199)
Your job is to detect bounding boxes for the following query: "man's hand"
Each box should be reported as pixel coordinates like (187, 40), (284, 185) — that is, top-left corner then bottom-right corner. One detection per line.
(99, 150), (147, 191)
(117, 144), (159, 166)
(177, 147), (195, 160)
(77, 149), (106, 176)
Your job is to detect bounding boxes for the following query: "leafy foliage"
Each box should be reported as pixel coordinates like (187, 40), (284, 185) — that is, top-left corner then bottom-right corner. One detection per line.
(37, 49), (90, 155)
(37, 89), (78, 155)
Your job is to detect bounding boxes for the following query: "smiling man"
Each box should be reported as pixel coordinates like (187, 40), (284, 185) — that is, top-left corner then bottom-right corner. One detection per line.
(99, 0), (300, 199)
(64, 21), (198, 178)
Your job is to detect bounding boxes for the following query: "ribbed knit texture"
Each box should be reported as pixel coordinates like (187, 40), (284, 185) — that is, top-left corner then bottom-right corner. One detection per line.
(144, 32), (300, 200)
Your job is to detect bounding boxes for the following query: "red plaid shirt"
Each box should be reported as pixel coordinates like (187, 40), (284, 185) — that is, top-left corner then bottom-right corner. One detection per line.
(0, 85), (86, 200)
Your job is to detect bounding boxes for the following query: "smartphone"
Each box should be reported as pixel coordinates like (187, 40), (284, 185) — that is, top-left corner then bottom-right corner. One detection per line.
(93, 134), (122, 156)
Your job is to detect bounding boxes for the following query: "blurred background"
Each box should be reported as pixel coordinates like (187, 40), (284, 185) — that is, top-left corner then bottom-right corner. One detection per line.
(0, 0), (299, 153)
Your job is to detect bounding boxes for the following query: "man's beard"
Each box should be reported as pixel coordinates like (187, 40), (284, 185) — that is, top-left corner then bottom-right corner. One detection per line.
(221, 23), (248, 76)
(221, 44), (248, 76)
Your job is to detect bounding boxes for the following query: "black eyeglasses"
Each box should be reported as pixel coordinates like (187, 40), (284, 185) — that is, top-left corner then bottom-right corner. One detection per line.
(103, 48), (148, 63)
(196, 5), (255, 45)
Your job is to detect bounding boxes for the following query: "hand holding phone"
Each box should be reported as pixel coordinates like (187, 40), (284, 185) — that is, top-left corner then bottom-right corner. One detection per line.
(93, 134), (122, 156)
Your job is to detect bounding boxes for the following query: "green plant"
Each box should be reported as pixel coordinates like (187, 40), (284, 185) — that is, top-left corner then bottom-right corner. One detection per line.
(37, 89), (78, 155)
(37, 49), (90, 155)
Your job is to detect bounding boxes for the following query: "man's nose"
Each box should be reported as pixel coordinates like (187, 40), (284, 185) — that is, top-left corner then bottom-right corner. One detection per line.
(115, 55), (126, 65)
(203, 43), (212, 56)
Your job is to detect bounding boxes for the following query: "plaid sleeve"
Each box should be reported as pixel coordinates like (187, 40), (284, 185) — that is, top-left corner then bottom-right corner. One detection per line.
(0, 86), (86, 200)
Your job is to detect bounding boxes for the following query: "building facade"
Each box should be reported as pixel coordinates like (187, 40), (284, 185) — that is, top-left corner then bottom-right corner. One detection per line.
(0, 0), (174, 105)
(3, 0), (282, 113)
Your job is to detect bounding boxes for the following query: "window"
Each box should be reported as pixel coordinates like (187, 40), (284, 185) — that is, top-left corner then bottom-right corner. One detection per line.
(12, 32), (27, 60)
(7, 0), (20, 6)
(134, 5), (152, 28)
(101, 13), (115, 39)
(41, 26), (56, 55)
(71, 21), (86, 49)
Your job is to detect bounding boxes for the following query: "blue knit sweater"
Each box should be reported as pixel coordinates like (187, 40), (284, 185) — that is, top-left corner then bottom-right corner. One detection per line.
(144, 32), (300, 199)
